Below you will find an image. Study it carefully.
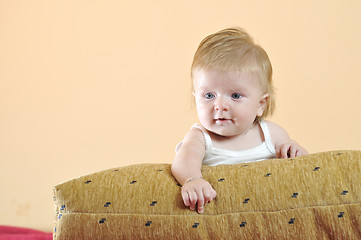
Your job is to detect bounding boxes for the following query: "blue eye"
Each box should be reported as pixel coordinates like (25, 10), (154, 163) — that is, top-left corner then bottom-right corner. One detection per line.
(231, 93), (242, 99)
(204, 93), (215, 99)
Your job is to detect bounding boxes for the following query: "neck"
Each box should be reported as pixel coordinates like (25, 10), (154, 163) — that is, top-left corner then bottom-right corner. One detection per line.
(209, 122), (257, 141)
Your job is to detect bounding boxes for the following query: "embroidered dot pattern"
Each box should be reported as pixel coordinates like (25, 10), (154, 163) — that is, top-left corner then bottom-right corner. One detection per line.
(313, 167), (320, 171)
(55, 152), (354, 235)
(338, 212), (345, 218)
(85, 155), (349, 228)
(192, 223), (200, 228)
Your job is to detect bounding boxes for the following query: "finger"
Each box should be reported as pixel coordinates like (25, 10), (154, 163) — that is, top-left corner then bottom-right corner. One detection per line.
(295, 149), (301, 158)
(280, 144), (290, 158)
(196, 190), (205, 214)
(276, 146), (284, 158)
(296, 148), (308, 157)
(202, 187), (212, 205)
(202, 188), (217, 208)
(289, 145), (297, 158)
(188, 190), (198, 211)
(181, 189), (190, 207)
(211, 189), (217, 200)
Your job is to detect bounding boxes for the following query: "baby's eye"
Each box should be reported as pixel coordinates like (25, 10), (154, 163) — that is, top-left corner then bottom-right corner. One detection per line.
(204, 92), (215, 99)
(231, 93), (243, 99)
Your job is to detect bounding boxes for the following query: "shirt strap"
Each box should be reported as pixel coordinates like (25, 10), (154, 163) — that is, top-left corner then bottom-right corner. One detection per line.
(259, 120), (277, 155)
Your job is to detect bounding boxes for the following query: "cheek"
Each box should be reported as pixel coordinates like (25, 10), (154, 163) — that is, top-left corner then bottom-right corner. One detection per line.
(196, 104), (206, 116)
(196, 100), (207, 111)
(232, 103), (256, 118)
(196, 102), (211, 119)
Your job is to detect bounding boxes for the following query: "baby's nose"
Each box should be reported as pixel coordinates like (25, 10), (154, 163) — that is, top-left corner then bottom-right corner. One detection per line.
(214, 97), (229, 111)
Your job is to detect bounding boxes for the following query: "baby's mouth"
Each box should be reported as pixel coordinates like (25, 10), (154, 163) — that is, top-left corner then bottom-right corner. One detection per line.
(215, 118), (232, 123)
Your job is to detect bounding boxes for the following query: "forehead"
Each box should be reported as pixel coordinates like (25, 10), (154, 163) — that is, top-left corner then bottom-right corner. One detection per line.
(193, 69), (262, 90)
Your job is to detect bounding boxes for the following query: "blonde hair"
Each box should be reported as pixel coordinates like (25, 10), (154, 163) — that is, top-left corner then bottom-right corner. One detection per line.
(191, 27), (275, 121)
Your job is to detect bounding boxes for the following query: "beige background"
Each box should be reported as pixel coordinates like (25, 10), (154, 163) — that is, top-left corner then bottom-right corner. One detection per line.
(1, 0), (360, 232)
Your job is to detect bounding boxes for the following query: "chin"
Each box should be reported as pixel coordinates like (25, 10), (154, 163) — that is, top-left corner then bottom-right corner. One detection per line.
(209, 127), (237, 137)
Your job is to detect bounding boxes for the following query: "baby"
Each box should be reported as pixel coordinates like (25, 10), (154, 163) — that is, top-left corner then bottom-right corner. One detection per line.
(171, 27), (308, 214)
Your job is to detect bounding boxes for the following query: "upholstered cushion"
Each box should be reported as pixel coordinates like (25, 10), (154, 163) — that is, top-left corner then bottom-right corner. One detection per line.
(53, 150), (361, 239)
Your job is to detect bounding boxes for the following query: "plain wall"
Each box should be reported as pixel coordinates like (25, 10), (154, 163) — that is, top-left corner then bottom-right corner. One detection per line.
(1, 0), (360, 232)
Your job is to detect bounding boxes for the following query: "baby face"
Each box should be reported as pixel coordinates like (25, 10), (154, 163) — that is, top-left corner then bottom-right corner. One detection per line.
(193, 69), (268, 137)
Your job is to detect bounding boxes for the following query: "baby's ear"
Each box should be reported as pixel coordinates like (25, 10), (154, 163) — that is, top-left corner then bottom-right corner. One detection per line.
(257, 93), (269, 116)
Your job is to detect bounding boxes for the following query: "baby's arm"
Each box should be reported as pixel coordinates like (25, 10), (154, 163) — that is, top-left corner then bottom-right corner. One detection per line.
(267, 121), (308, 158)
(171, 128), (217, 214)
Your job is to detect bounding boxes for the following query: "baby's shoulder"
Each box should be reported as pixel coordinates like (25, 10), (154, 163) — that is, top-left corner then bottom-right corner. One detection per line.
(263, 120), (290, 144)
(264, 120), (285, 133)
(182, 125), (206, 145)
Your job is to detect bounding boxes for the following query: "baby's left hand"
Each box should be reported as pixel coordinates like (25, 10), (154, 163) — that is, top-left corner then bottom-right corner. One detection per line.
(276, 141), (308, 159)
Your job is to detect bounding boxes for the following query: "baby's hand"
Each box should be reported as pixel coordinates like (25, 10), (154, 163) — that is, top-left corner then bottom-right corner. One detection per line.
(276, 141), (308, 158)
(181, 178), (217, 214)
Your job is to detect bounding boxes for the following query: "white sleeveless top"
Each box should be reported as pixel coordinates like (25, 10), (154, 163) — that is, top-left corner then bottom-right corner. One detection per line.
(183, 120), (276, 166)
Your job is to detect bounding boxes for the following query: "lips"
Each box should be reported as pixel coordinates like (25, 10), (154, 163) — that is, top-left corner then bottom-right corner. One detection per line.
(215, 118), (232, 123)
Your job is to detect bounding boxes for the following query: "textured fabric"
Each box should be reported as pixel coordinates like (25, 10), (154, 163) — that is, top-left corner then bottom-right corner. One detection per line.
(54, 151), (361, 239)
(192, 120), (276, 166)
